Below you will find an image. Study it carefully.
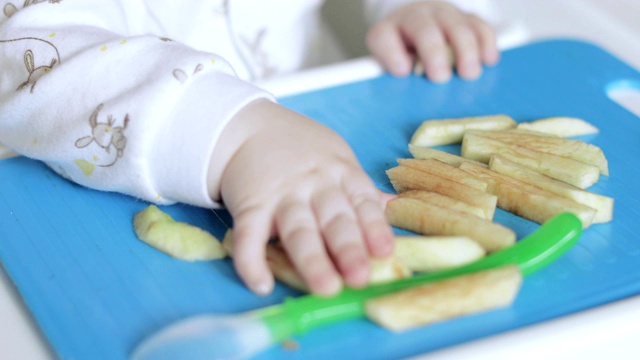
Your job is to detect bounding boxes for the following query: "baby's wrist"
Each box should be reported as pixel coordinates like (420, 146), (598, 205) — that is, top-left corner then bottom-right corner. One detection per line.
(206, 99), (279, 202)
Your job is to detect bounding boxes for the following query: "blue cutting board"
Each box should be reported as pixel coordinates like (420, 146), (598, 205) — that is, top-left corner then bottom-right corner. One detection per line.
(1, 39), (640, 360)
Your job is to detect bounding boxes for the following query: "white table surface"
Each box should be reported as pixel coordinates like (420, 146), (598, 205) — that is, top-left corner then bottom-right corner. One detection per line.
(2, 1), (640, 359)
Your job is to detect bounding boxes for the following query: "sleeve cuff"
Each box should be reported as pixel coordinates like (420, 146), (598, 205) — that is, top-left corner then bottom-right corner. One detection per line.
(147, 71), (275, 208)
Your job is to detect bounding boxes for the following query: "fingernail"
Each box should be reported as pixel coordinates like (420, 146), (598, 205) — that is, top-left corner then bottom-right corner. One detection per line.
(252, 280), (273, 296)
(389, 57), (410, 77)
(485, 50), (500, 65)
(428, 63), (450, 83)
(319, 276), (343, 297)
(431, 71), (450, 83)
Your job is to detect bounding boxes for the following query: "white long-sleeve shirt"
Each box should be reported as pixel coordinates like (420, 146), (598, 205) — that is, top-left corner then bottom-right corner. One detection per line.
(0, 0), (493, 208)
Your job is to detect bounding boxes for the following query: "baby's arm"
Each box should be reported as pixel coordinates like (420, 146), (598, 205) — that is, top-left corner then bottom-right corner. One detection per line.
(365, 0), (499, 82)
(0, 1), (267, 208)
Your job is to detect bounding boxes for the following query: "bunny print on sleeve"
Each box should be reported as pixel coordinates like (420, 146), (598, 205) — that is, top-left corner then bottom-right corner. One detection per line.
(0, 0), (272, 207)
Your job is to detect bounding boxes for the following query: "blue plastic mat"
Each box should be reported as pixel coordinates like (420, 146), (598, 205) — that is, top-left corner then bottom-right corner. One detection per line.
(1, 39), (639, 359)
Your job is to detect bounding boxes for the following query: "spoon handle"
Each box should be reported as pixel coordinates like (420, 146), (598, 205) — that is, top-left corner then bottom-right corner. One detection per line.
(264, 212), (582, 338)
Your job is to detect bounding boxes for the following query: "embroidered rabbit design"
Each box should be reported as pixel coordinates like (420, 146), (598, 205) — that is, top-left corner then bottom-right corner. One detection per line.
(17, 49), (57, 93)
(0, 38), (61, 93)
(173, 64), (203, 84)
(3, 0), (60, 18)
(75, 103), (129, 167)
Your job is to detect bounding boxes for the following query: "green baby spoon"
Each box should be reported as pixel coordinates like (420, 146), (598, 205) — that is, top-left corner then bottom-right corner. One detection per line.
(131, 212), (582, 360)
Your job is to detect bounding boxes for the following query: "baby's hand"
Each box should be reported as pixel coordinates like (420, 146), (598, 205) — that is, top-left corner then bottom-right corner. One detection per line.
(366, 0), (499, 82)
(213, 100), (395, 296)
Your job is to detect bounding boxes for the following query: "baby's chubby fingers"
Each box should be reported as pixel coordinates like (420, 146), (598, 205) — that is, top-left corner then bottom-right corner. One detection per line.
(312, 187), (371, 289)
(216, 99), (398, 297)
(367, 1), (499, 83)
(342, 176), (395, 259)
(366, 21), (414, 77)
(231, 206), (275, 296)
(467, 14), (499, 66)
(439, 14), (484, 80)
(275, 197), (343, 296)
(402, 18), (452, 83)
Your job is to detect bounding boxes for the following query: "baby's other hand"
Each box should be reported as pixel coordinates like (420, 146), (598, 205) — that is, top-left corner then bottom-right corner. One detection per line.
(214, 100), (395, 296)
(366, 0), (499, 82)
